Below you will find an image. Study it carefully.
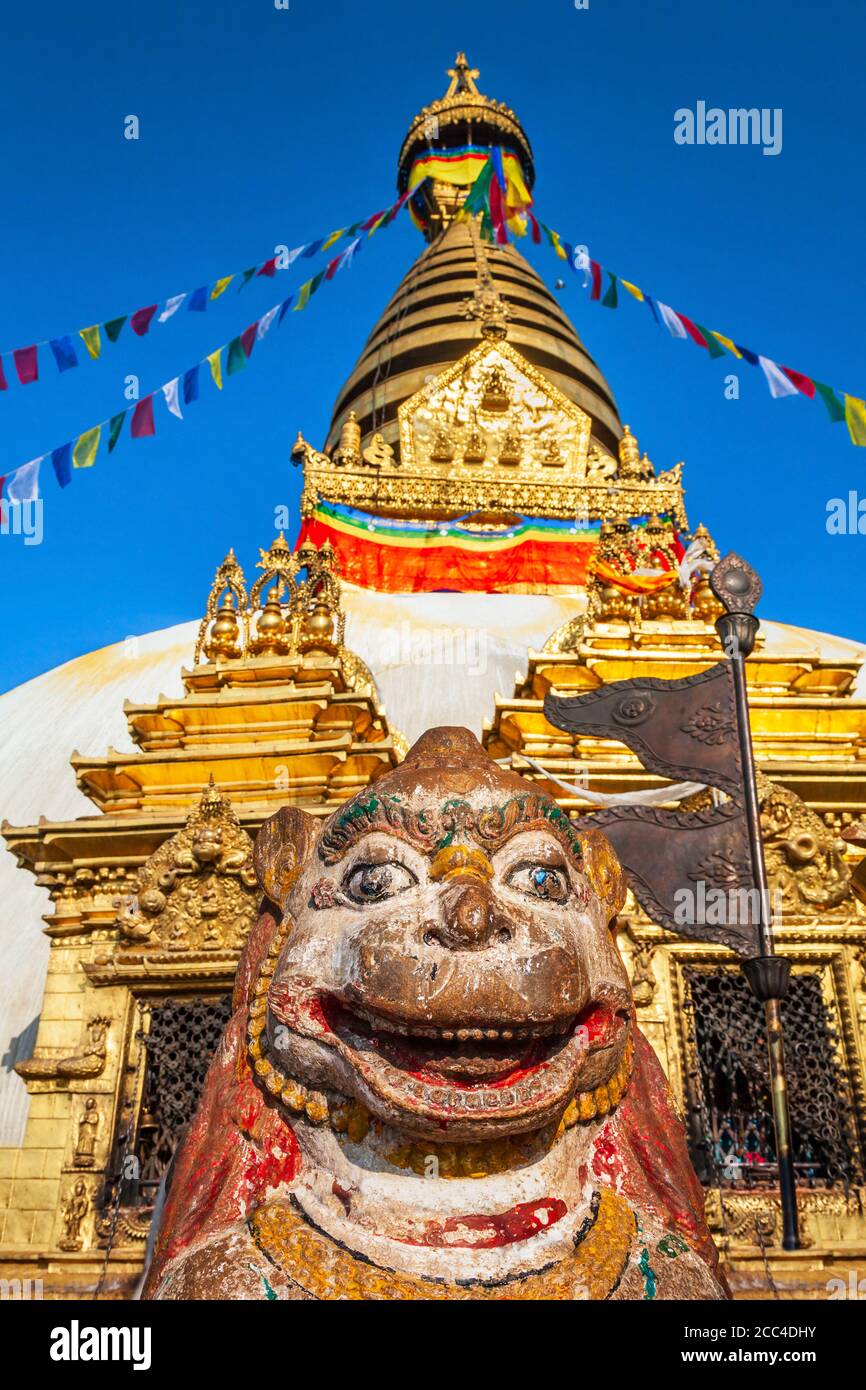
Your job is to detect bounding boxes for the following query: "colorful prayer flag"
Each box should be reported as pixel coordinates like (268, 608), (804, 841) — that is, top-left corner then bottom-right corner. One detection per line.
(257, 258), (278, 278)
(104, 316), (127, 342)
(50, 336), (79, 372)
(73, 425), (101, 469)
(162, 378), (183, 418)
(845, 395), (866, 447)
(131, 304), (158, 336)
(14, 345), (39, 383)
(758, 356), (799, 399)
(227, 337), (247, 375)
(159, 295), (186, 322)
(277, 297), (294, 325)
(240, 323), (257, 358)
(601, 273), (618, 309)
(695, 324), (725, 359)
(108, 411), (126, 452)
(183, 365), (200, 404)
(710, 332), (741, 358)
(621, 280), (644, 302)
(187, 286), (209, 312)
(79, 326), (102, 360)
(210, 277), (233, 301)
(207, 349), (223, 390)
(676, 314), (709, 348)
(256, 306), (279, 340)
(658, 304), (687, 339)
(589, 261), (602, 301)
(294, 280), (312, 312)
(814, 381), (845, 423)
(0, 356), (7, 391)
(51, 443), (72, 488)
(781, 367), (815, 398)
(6, 457), (42, 502)
(131, 394), (156, 437)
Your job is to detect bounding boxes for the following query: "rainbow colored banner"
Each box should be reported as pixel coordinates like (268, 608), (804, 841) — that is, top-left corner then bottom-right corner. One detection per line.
(297, 501), (667, 594)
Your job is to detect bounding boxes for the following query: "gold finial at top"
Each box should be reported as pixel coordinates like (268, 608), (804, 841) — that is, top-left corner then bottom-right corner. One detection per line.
(445, 53), (481, 98)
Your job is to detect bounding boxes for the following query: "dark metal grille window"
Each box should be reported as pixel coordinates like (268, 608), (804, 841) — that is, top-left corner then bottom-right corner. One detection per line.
(684, 967), (861, 1189)
(130, 994), (233, 1207)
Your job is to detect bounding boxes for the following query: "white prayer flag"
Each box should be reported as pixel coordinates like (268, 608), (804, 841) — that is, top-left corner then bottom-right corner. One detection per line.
(162, 378), (183, 419)
(6, 456), (43, 502)
(657, 302), (688, 339)
(159, 294), (186, 323)
(758, 356), (798, 399)
(256, 306), (280, 341)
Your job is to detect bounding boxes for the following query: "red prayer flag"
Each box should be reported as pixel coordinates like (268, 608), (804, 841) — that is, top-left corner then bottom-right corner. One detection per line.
(488, 176), (508, 245)
(0, 356), (7, 391)
(676, 314), (710, 348)
(361, 209), (385, 231)
(13, 345), (38, 384)
(325, 254), (342, 280)
(590, 261), (603, 301)
(240, 324), (257, 358)
(782, 366), (816, 399)
(528, 211), (542, 245)
(131, 394), (156, 437)
(257, 258), (278, 278)
(131, 304), (158, 336)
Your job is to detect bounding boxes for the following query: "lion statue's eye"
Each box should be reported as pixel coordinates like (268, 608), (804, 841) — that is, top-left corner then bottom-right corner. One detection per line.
(507, 864), (569, 902)
(344, 862), (417, 904)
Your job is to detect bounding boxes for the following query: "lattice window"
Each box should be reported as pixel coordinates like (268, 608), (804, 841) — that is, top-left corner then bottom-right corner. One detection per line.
(683, 967), (862, 1190)
(131, 995), (233, 1202)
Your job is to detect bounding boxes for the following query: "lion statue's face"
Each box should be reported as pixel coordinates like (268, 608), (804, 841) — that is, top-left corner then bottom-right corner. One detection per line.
(255, 728), (631, 1145)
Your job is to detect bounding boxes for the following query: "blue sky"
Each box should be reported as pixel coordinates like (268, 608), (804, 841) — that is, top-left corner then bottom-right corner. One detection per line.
(1, 0), (864, 692)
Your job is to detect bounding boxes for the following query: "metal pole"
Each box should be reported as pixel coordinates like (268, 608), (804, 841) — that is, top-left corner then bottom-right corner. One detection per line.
(711, 555), (800, 1252)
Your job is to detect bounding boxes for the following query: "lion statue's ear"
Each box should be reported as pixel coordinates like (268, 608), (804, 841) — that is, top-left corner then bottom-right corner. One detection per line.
(254, 806), (320, 911)
(576, 827), (627, 923)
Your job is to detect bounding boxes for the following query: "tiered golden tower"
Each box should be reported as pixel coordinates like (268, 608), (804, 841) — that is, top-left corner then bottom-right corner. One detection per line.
(1, 56), (865, 1300)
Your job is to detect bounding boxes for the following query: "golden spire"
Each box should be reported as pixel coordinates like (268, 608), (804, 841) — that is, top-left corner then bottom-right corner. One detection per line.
(445, 52), (481, 98)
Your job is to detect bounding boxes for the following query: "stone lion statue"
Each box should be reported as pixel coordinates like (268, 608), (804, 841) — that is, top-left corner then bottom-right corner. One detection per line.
(144, 728), (728, 1300)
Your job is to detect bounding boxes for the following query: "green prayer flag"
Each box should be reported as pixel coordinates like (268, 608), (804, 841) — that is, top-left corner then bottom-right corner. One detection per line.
(309, 270), (325, 296)
(239, 266), (257, 289)
(104, 316), (127, 343)
(227, 337), (247, 375)
(814, 381), (846, 423)
(602, 273), (618, 309)
(108, 411), (126, 453)
(695, 324), (725, 359)
(463, 159), (493, 217)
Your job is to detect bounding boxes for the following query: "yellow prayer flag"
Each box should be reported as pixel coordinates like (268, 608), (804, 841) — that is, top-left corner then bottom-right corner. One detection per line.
(293, 280), (312, 312)
(210, 276), (234, 301)
(207, 349), (223, 390)
(845, 395), (866, 447)
(73, 425), (102, 469)
(79, 325), (102, 360)
(711, 332), (742, 359)
(621, 280), (644, 303)
(550, 231), (567, 260)
(322, 228), (345, 251)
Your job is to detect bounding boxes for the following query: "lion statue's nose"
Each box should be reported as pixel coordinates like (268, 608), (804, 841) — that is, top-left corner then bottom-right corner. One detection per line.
(426, 880), (506, 952)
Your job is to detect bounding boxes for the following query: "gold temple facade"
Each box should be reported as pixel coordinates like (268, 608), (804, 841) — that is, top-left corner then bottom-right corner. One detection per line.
(1, 55), (865, 1300)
